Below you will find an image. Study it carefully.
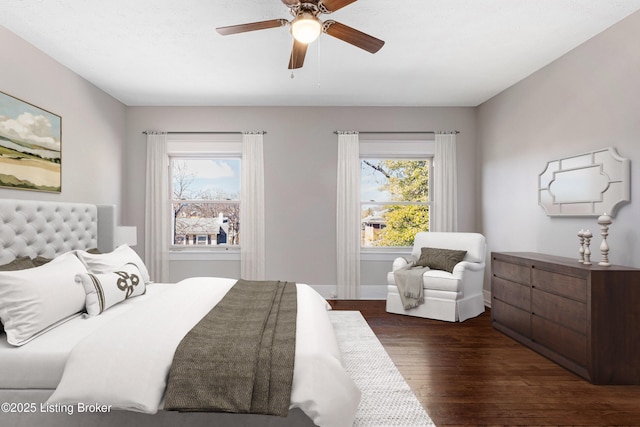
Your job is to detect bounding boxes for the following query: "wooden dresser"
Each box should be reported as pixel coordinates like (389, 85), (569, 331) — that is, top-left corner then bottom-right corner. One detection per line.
(491, 252), (640, 384)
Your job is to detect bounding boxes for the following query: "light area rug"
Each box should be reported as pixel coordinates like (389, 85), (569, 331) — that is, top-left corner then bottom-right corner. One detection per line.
(328, 311), (436, 427)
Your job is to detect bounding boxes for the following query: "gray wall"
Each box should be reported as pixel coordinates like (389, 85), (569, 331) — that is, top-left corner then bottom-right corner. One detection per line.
(0, 26), (127, 210)
(477, 10), (640, 291)
(124, 107), (478, 295)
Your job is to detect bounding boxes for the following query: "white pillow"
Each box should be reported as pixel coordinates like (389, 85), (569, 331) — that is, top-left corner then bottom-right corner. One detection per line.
(76, 263), (146, 316)
(0, 252), (88, 346)
(76, 245), (151, 284)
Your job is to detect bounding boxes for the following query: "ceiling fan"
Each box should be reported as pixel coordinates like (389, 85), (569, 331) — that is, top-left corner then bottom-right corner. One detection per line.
(216, 0), (385, 69)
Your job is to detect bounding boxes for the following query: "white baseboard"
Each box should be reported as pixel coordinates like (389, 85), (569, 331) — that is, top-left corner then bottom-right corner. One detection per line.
(310, 285), (337, 299)
(483, 289), (492, 308)
(359, 285), (388, 300)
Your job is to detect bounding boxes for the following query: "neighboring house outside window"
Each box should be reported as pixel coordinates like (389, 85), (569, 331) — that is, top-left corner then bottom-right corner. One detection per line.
(176, 215), (229, 245)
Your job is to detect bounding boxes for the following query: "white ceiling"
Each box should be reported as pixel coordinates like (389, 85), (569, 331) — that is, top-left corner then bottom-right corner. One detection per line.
(2, 0), (640, 107)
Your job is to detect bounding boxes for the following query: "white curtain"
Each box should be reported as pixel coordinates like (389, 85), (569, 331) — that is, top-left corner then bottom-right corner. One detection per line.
(240, 132), (265, 280)
(336, 132), (360, 299)
(432, 132), (458, 232)
(145, 132), (170, 282)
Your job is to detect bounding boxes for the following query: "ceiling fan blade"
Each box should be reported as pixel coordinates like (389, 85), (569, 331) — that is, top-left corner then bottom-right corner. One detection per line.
(216, 19), (287, 36)
(281, 0), (300, 5)
(288, 39), (308, 69)
(323, 20), (384, 53)
(320, 0), (358, 13)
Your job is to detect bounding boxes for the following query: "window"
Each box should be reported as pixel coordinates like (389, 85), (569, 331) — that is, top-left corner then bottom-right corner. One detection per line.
(360, 158), (431, 248)
(170, 157), (241, 248)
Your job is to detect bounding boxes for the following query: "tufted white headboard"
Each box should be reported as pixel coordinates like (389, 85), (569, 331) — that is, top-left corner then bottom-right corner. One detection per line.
(0, 199), (116, 265)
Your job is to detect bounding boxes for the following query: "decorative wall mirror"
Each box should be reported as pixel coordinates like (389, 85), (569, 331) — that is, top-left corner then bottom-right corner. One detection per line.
(538, 147), (630, 217)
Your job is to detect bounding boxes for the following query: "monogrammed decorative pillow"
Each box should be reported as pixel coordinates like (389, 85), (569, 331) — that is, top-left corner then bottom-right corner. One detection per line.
(76, 263), (146, 316)
(76, 244), (151, 284)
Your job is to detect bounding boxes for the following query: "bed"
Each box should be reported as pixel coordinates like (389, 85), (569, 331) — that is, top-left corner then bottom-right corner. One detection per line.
(0, 199), (360, 427)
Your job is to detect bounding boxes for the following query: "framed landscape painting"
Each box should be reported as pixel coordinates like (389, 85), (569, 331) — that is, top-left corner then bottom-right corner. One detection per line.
(0, 91), (61, 193)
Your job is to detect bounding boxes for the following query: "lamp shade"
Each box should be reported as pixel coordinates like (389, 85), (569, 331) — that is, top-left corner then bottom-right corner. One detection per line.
(291, 13), (322, 44)
(115, 226), (137, 247)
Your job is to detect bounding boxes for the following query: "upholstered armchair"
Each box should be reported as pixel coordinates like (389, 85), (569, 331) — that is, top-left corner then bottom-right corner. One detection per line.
(386, 232), (487, 322)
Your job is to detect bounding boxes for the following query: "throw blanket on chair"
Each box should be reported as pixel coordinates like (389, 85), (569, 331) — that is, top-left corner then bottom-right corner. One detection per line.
(394, 262), (429, 309)
(164, 279), (297, 416)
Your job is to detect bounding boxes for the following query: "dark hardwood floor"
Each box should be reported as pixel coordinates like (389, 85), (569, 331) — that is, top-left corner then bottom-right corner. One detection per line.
(329, 300), (640, 427)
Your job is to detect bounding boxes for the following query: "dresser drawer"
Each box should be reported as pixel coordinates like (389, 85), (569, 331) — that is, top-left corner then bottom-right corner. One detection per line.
(532, 268), (587, 302)
(492, 276), (530, 311)
(531, 289), (586, 335)
(493, 259), (530, 285)
(532, 315), (587, 366)
(492, 299), (531, 338)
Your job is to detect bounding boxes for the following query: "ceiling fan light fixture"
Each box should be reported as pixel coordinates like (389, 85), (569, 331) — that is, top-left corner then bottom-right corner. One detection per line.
(290, 12), (322, 44)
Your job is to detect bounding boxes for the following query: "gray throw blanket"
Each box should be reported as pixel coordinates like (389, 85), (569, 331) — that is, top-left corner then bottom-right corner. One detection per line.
(394, 261), (429, 309)
(164, 279), (297, 417)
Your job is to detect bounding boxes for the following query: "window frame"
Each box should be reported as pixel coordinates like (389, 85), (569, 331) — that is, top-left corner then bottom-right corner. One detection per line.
(166, 136), (242, 258)
(359, 140), (434, 254)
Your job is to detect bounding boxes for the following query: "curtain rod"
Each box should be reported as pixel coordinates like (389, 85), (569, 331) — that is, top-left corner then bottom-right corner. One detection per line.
(142, 131), (266, 135)
(334, 131), (459, 135)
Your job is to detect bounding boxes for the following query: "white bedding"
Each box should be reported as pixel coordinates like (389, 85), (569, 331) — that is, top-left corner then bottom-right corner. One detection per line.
(46, 278), (361, 427)
(0, 284), (168, 389)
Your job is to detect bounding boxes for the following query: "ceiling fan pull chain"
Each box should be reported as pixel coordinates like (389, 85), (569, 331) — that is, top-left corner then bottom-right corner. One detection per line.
(317, 37), (321, 88)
